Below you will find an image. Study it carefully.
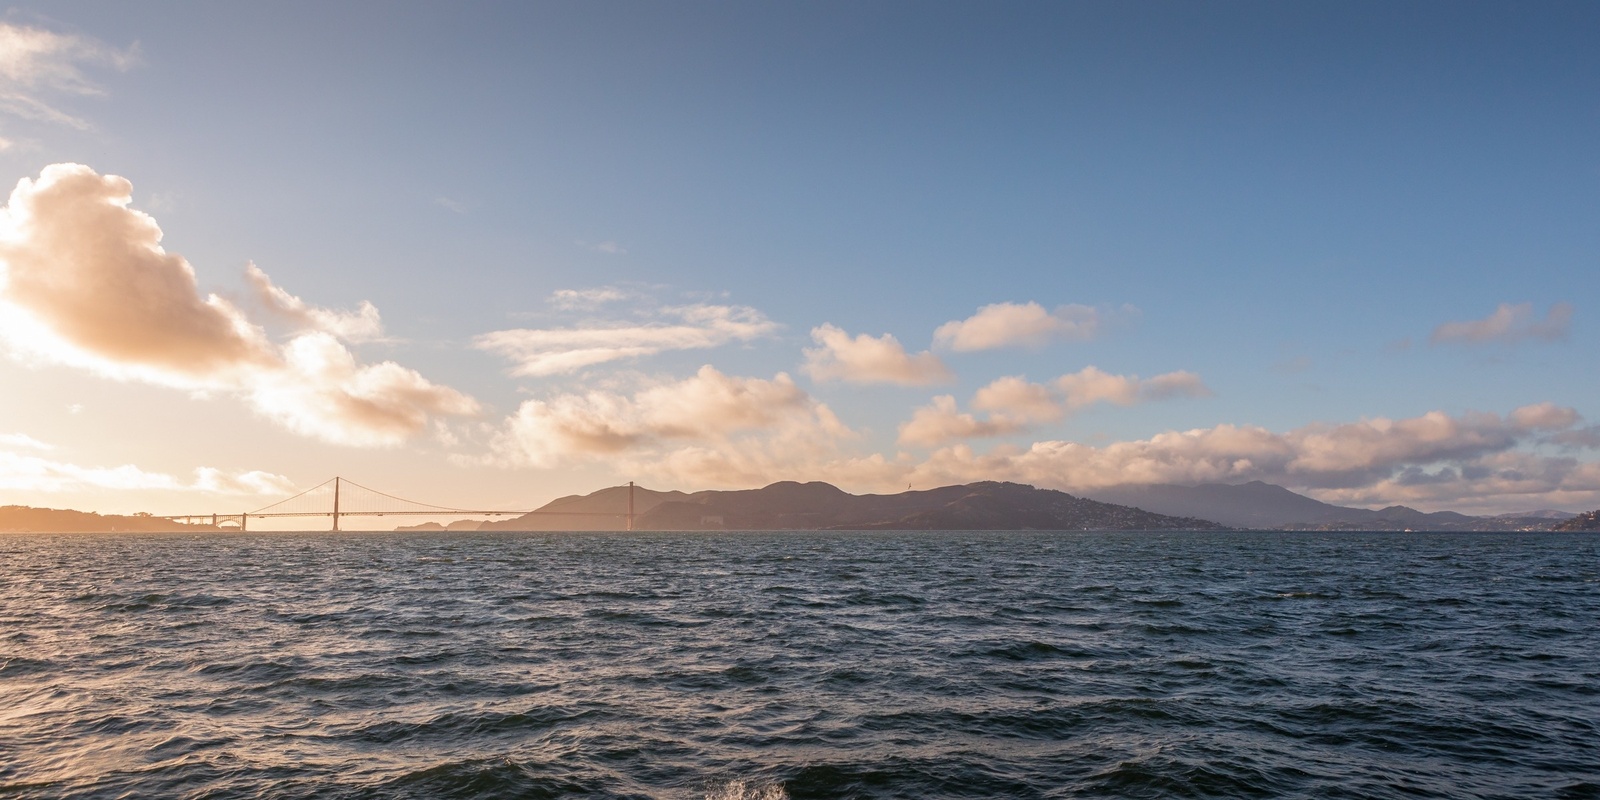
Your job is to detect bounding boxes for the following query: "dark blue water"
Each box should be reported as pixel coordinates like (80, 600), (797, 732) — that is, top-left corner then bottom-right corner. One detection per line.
(1, 530), (1596, 799)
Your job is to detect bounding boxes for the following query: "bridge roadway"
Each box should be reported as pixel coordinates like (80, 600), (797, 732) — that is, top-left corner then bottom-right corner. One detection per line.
(155, 477), (638, 531)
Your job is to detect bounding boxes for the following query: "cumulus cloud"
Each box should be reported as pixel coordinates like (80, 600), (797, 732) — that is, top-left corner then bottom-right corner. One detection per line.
(898, 395), (1030, 447)
(477, 303), (778, 376)
(802, 324), (953, 385)
(0, 164), (478, 446)
(1430, 302), (1573, 346)
(933, 301), (1116, 351)
(247, 332), (480, 446)
(1056, 366), (1211, 410)
(491, 365), (852, 469)
(971, 376), (1063, 423)
(899, 403), (1595, 512)
(245, 262), (383, 342)
(900, 369), (1211, 447)
(0, 21), (137, 131)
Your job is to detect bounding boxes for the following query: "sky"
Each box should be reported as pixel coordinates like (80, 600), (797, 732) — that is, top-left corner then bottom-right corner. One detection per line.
(0, 1), (1595, 523)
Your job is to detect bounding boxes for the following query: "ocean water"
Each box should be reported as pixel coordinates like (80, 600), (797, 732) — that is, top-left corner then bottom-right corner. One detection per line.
(1, 530), (1597, 799)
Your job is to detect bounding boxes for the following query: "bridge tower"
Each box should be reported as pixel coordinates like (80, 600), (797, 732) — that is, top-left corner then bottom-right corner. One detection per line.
(331, 476), (341, 532)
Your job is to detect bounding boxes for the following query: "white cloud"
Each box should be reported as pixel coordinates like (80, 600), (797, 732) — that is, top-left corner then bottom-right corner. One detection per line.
(0, 432), (51, 450)
(477, 303), (778, 377)
(0, 22), (137, 132)
(802, 324), (953, 385)
(247, 332), (480, 447)
(491, 366), (852, 470)
(0, 448), (293, 496)
(933, 301), (1116, 351)
(971, 376), (1063, 423)
(0, 164), (478, 447)
(588, 240), (627, 255)
(898, 368), (1211, 447)
(245, 262), (384, 342)
(1430, 302), (1572, 346)
(1056, 366), (1211, 410)
(898, 395), (1028, 447)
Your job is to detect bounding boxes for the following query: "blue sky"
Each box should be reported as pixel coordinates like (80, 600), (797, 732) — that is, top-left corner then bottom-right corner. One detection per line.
(0, 1), (1594, 518)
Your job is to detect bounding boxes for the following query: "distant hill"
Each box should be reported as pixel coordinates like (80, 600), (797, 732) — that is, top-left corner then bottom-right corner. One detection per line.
(394, 520), (485, 532)
(1082, 481), (1560, 531)
(0, 505), (220, 533)
(481, 480), (1220, 531)
(1553, 510), (1600, 532)
(478, 484), (690, 531)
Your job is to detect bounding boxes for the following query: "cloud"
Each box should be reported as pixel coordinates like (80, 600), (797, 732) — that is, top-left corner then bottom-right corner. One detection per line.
(0, 164), (478, 446)
(548, 287), (629, 310)
(491, 366), (851, 469)
(1429, 302), (1573, 346)
(901, 403), (1592, 510)
(0, 447), (294, 495)
(245, 262), (384, 342)
(971, 376), (1063, 422)
(1056, 366), (1211, 410)
(898, 368), (1211, 447)
(477, 303), (778, 376)
(802, 324), (953, 385)
(586, 240), (627, 255)
(247, 332), (480, 446)
(933, 302), (1117, 351)
(0, 21), (137, 131)
(0, 432), (51, 450)
(898, 395), (1029, 447)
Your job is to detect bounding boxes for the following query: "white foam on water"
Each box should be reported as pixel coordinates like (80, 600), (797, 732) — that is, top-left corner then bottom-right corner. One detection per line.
(704, 779), (789, 800)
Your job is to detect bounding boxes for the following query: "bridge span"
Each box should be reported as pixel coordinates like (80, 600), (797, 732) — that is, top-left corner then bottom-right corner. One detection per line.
(157, 477), (636, 532)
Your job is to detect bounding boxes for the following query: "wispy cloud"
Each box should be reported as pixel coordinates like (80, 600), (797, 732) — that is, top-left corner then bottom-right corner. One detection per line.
(2, 456), (295, 495)
(433, 196), (467, 214)
(1430, 302), (1572, 346)
(0, 432), (52, 450)
(933, 301), (1131, 351)
(584, 240), (627, 255)
(0, 21), (138, 133)
(802, 324), (953, 386)
(548, 287), (629, 310)
(0, 438), (293, 495)
(0, 164), (479, 447)
(477, 299), (778, 377)
(245, 262), (384, 343)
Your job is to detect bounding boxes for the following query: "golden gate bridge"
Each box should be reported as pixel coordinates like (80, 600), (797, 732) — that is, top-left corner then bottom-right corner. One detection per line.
(156, 477), (636, 531)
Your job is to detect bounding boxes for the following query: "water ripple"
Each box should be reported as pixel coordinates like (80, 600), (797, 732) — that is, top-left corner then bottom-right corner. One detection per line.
(1, 530), (1597, 798)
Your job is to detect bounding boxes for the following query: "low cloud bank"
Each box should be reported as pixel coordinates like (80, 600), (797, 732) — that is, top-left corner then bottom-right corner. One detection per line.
(0, 435), (292, 495)
(903, 402), (1597, 513)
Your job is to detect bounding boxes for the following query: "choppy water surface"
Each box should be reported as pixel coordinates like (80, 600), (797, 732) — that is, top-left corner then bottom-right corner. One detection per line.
(1, 530), (1597, 799)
